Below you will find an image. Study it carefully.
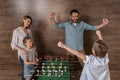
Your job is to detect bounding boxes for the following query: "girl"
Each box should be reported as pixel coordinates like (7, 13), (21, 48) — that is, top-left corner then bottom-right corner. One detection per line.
(57, 30), (110, 80)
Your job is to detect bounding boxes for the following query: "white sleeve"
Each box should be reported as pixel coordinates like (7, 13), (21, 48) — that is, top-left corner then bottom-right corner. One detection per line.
(83, 55), (89, 63)
(11, 30), (18, 50)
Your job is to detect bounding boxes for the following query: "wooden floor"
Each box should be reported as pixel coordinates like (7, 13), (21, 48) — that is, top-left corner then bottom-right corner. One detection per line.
(0, 51), (120, 80)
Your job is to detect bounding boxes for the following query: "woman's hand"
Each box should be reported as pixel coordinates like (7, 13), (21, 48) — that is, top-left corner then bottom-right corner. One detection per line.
(21, 49), (28, 54)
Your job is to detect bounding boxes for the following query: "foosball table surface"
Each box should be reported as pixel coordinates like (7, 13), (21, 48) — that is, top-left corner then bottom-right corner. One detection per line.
(33, 55), (71, 80)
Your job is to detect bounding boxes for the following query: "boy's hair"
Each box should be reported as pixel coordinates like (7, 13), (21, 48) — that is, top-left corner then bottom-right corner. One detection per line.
(70, 9), (79, 16)
(93, 40), (108, 58)
(23, 36), (32, 46)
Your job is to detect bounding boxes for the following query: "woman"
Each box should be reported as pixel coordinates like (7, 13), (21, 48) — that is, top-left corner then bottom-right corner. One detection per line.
(11, 15), (33, 80)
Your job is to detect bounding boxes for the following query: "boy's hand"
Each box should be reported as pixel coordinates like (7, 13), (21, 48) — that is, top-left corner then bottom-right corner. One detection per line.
(57, 41), (64, 48)
(102, 18), (109, 25)
(36, 58), (39, 62)
(96, 30), (103, 40)
(96, 30), (101, 36)
(35, 62), (39, 65)
(49, 11), (56, 19)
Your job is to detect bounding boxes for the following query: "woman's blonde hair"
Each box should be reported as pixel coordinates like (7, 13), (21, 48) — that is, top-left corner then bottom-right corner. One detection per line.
(20, 15), (32, 28)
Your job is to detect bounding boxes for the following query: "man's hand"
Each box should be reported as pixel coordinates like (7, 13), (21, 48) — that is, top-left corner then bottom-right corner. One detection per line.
(49, 11), (56, 19)
(96, 18), (109, 29)
(102, 18), (109, 25)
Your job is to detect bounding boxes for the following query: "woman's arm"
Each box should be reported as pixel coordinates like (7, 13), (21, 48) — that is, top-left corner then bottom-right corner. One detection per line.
(15, 46), (28, 54)
(11, 30), (28, 54)
(57, 41), (86, 61)
(11, 30), (18, 50)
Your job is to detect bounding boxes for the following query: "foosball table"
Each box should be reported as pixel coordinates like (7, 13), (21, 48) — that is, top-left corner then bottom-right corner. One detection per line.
(31, 55), (71, 80)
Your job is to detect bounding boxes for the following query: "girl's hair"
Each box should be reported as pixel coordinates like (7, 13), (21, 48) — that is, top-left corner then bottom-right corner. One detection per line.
(20, 15), (32, 28)
(23, 36), (32, 46)
(93, 40), (108, 58)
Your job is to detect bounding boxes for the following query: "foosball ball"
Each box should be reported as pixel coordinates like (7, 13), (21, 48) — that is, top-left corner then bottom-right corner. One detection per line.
(31, 55), (71, 80)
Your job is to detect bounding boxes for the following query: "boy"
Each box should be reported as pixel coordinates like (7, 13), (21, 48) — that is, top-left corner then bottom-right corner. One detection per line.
(23, 36), (39, 80)
(57, 30), (110, 80)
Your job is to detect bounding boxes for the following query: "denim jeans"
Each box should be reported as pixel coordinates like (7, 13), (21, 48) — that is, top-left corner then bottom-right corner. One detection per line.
(19, 56), (25, 80)
(24, 64), (35, 79)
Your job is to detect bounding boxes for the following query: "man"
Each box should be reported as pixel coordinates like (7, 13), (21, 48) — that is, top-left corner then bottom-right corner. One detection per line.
(49, 9), (109, 55)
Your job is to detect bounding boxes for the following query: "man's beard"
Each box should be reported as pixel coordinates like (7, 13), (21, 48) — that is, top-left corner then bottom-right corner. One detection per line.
(71, 19), (78, 23)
